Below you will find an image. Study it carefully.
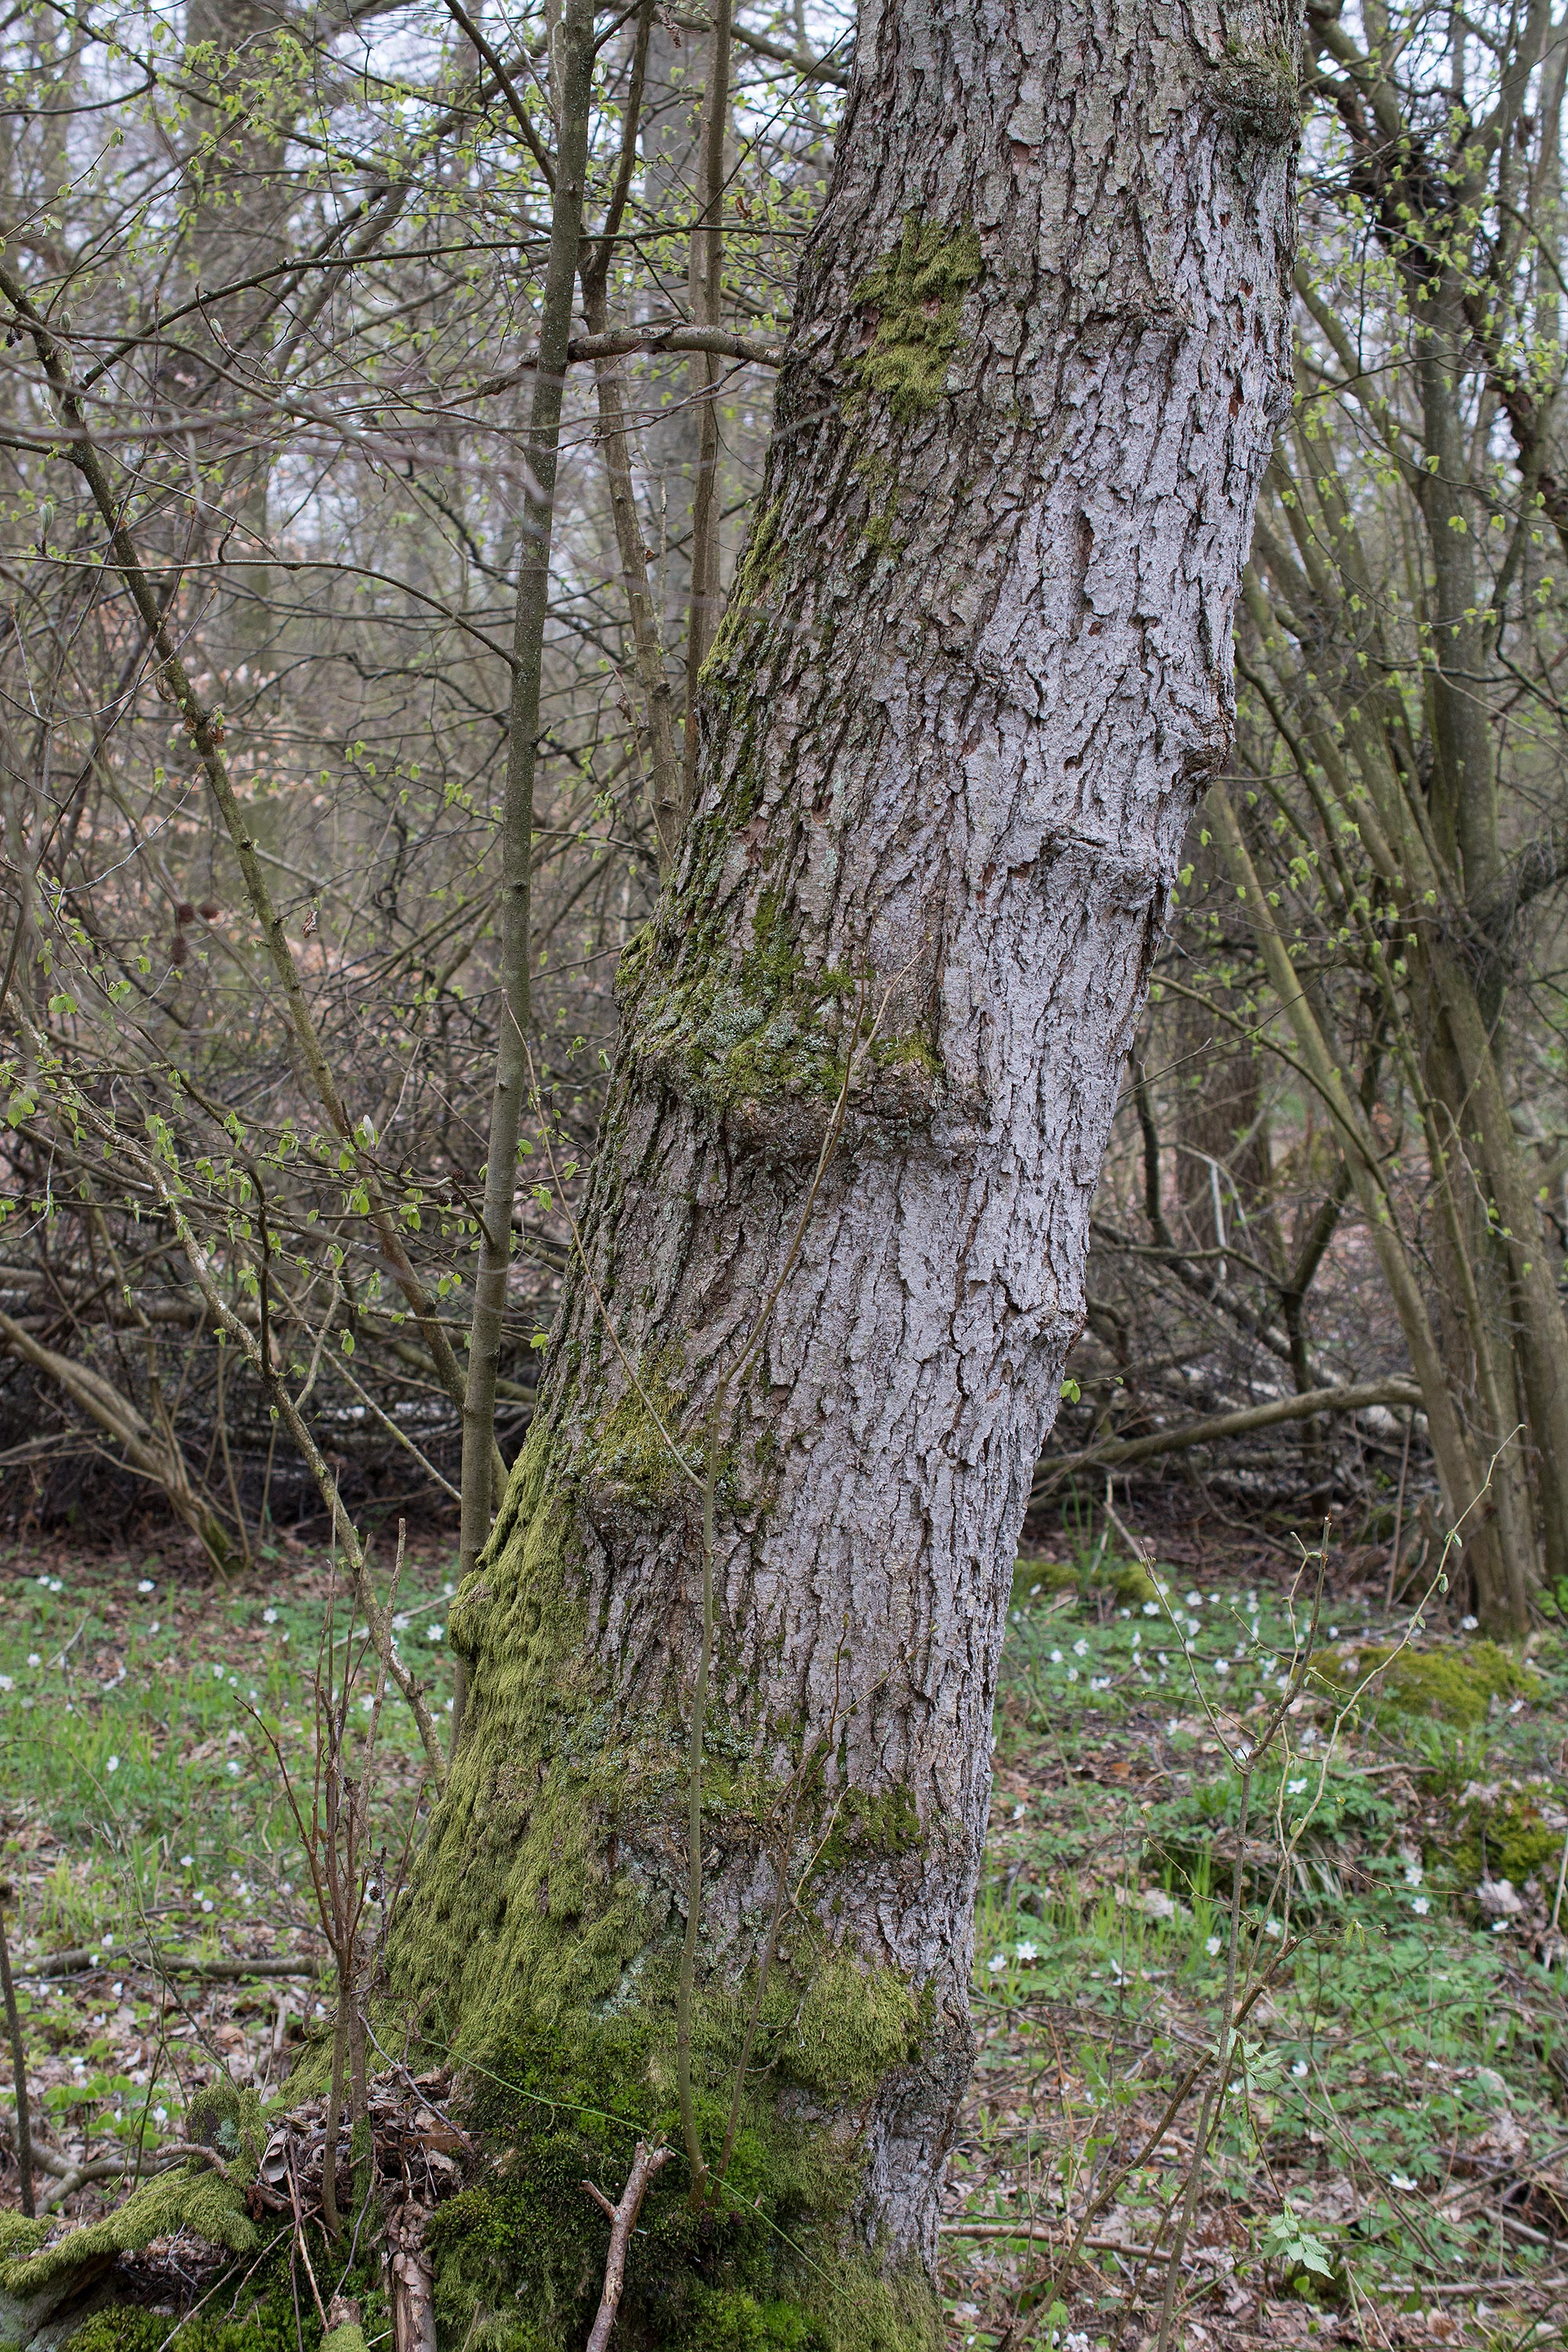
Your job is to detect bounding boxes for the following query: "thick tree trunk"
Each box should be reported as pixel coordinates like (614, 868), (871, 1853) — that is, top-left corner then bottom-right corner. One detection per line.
(397, 3), (1298, 2340)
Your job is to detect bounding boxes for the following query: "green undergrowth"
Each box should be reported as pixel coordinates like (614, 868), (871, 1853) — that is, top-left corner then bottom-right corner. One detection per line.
(945, 1525), (1568, 2343)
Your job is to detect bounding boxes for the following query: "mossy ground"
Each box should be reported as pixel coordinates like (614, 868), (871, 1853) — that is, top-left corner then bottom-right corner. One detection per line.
(1323, 1635), (1537, 1728)
(1446, 1785), (1565, 1886)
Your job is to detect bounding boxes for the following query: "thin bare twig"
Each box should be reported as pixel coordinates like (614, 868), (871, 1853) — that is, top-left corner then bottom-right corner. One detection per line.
(582, 2142), (672, 2352)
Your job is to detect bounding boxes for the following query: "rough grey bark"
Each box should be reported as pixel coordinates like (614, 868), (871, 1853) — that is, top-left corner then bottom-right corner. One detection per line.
(408, 0), (1300, 2306)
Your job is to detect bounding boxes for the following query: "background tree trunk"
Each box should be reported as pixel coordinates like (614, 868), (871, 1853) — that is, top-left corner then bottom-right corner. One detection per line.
(397, 0), (1299, 2334)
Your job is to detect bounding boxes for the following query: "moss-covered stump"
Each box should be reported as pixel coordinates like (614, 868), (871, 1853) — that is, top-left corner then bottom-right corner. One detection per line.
(0, 2079), (404, 2352)
(0, 2080), (268, 2350)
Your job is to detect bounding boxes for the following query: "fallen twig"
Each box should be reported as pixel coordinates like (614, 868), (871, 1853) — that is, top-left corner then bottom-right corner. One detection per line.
(1034, 1377), (1425, 1490)
(25, 1947), (323, 1982)
(941, 2222), (1183, 2263)
(582, 2142), (671, 2352)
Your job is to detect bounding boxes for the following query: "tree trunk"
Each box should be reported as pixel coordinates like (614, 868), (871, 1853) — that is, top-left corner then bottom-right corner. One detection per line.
(397, 3), (1298, 2339)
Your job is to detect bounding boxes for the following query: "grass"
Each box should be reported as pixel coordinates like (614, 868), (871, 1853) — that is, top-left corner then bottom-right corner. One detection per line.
(0, 1528), (1564, 2349)
(943, 1537), (1568, 2348)
(0, 1534), (455, 2181)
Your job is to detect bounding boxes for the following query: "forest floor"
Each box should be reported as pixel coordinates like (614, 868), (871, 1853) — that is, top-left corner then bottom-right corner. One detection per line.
(0, 1525), (1563, 2350)
(946, 1515), (1568, 2350)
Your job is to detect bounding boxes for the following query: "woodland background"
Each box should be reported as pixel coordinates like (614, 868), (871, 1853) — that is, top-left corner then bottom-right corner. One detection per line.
(0, 1), (1565, 1629)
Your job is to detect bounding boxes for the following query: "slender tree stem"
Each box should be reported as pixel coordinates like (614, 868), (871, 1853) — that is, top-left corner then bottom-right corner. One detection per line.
(581, 3), (682, 868)
(676, 1406), (720, 2206)
(681, 0), (731, 814)
(0, 1889), (34, 2217)
(456, 0), (598, 1683)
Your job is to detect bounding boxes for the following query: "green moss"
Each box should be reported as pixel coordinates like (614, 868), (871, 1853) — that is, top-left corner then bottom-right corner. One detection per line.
(688, 2286), (818, 2349)
(0, 2163), (256, 2304)
(1010, 1555), (1158, 1610)
(784, 1955), (922, 2101)
(593, 1345), (699, 1506)
(626, 891), (858, 1116)
(819, 1787), (922, 1871)
(1106, 1560), (1161, 1608)
(871, 1038), (941, 1078)
(852, 217), (982, 423)
(1325, 1639), (1536, 1730)
(1215, 43), (1301, 141)
(0, 2216), (45, 2267)
(67, 2242), (388, 2352)
(1448, 1789), (1565, 1886)
(704, 499), (785, 679)
(1011, 1559), (1077, 1605)
(615, 919), (657, 1005)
